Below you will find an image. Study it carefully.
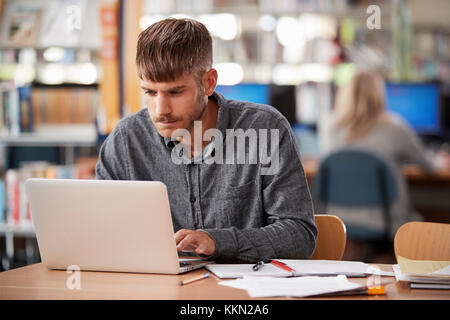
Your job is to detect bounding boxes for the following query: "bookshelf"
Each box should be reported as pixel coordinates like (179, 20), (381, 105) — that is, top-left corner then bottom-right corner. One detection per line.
(0, 0), (104, 167)
(0, 0), (108, 270)
(0, 224), (35, 237)
(0, 124), (97, 147)
(0, 224), (36, 270)
(0, 124), (98, 166)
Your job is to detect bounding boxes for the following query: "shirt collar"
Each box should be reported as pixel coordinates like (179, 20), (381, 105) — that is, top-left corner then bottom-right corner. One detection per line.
(163, 136), (177, 149)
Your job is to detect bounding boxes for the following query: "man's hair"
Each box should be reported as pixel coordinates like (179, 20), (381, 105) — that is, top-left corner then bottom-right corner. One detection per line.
(136, 18), (213, 82)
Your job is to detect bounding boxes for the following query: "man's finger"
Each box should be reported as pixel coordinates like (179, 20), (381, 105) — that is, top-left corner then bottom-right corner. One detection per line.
(195, 243), (207, 255)
(174, 229), (191, 244)
(177, 234), (197, 252)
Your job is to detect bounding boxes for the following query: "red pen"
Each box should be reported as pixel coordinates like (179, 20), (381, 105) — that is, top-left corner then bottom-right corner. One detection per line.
(270, 260), (296, 274)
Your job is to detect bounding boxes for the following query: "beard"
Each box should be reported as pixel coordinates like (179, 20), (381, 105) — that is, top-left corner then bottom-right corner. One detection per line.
(185, 92), (208, 133)
(181, 82), (208, 133)
(152, 83), (209, 139)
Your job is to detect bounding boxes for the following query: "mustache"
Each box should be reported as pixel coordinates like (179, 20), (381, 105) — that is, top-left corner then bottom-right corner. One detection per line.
(155, 116), (179, 123)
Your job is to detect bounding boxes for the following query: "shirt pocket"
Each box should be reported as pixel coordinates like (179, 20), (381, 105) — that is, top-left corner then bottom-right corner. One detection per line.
(217, 180), (255, 200)
(212, 180), (263, 229)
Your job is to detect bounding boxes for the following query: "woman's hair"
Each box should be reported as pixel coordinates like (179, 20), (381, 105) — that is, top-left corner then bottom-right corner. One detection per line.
(136, 18), (213, 83)
(332, 69), (387, 142)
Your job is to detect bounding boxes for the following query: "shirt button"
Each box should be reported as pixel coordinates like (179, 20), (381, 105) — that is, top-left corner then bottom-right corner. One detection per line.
(190, 196), (196, 203)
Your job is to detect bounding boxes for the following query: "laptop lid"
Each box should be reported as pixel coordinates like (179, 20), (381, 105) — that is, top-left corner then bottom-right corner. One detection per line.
(25, 178), (197, 274)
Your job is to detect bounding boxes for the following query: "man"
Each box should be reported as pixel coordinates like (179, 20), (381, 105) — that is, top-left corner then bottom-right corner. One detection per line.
(95, 18), (317, 263)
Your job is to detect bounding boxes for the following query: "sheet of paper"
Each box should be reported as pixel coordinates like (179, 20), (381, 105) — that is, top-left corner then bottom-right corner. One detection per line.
(208, 260), (394, 279)
(394, 263), (450, 284)
(431, 265), (450, 276)
(206, 263), (289, 278)
(219, 279), (249, 290)
(393, 264), (408, 282)
(219, 275), (363, 298)
(365, 264), (394, 277)
(276, 259), (369, 276)
(397, 256), (450, 278)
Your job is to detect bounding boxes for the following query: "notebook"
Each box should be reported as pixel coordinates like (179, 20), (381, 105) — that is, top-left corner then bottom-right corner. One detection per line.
(393, 256), (450, 289)
(206, 259), (392, 279)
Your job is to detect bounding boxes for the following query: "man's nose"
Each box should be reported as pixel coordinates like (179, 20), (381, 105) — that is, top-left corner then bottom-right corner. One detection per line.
(155, 95), (172, 117)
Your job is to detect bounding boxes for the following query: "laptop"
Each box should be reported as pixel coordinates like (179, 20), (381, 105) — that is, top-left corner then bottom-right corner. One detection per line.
(25, 178), (212, 274)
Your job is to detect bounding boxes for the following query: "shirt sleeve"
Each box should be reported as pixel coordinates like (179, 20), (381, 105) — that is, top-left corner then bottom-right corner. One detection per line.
(95, 125), (131, 180)
(201, 118), (318, 263)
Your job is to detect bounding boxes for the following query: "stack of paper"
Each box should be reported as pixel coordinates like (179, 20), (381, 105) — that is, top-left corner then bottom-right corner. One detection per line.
(206, 260), (394, 279)
(393, 256), (450, 289)
(219, 275), (366, 298)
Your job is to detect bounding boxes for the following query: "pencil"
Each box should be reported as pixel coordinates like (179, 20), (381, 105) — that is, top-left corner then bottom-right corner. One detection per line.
(178, 273), (210, 286)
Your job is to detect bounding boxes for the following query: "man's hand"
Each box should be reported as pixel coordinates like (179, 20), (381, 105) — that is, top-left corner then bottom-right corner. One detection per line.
(175, 229), (215, 256)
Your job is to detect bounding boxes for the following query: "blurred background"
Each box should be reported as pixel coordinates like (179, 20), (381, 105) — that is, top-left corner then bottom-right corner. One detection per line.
(0, 0), (449, 270)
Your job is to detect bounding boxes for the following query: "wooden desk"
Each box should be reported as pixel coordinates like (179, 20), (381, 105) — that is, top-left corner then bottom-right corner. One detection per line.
(302, 159), (450, 184)
(1, 263), (449, 300)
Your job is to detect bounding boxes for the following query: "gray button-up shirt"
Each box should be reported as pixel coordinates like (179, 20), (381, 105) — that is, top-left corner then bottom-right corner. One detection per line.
(95, 91), (317, 263)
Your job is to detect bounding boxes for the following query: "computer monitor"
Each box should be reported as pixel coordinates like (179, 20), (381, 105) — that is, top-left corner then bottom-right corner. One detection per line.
(385, 82), (441, 136)
(269, 84), (296, 125)
(215, 83), (270, 105)
(215, 83), (297, 125)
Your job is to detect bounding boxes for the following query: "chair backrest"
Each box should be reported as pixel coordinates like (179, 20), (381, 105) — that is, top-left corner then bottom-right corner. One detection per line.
(394, 221), (450, 261)
(311, 214), (346, 260)
(314, 149), (397, 206)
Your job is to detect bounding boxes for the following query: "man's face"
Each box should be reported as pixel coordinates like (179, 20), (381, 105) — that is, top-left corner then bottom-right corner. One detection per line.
(140, 73), (207, 138)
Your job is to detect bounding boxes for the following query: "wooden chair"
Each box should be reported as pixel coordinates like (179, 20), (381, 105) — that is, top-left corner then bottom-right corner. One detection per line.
(311, 214), (346, 260)
(394, 221), (450, 261)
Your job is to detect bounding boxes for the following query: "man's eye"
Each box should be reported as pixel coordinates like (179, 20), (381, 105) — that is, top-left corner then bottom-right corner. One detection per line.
(145, 91), (156, 96)
(170, 91), (182, 95)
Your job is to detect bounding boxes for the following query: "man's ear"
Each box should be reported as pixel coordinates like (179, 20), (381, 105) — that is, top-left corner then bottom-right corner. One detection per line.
(202, 68), (218, 96)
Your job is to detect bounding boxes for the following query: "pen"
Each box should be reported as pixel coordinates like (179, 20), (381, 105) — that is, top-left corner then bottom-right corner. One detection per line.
(270, 260), (296, 274)
(178, 273), (210, 286)
(253, 261), (264, 271)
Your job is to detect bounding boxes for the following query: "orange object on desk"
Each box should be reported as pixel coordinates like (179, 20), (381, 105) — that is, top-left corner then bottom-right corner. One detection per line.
(367, 286), (386, 295)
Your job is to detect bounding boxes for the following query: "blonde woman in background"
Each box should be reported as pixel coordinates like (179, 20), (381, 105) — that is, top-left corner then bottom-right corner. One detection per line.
(319, 70), (441, 247)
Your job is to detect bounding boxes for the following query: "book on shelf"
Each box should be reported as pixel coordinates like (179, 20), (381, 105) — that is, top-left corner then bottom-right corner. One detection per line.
(2, 161), (96, 227)
(0, 84), (3, 135)
(18, 85), (33, 133)
(5, 169), (20, 226)
(30, 86), (97, 126)
(1, 83), (98, 137)
(1, 82), (32, 135)
(0, 80), (20, 135)
(0, 178), (4, 225)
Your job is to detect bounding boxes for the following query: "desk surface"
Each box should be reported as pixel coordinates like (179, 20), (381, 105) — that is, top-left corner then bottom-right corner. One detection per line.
(302, 159), (450, 183)
(1, 263), (449, 300)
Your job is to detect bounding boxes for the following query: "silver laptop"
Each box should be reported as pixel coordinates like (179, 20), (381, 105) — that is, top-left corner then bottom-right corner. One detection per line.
(25, 178), (212, 274)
